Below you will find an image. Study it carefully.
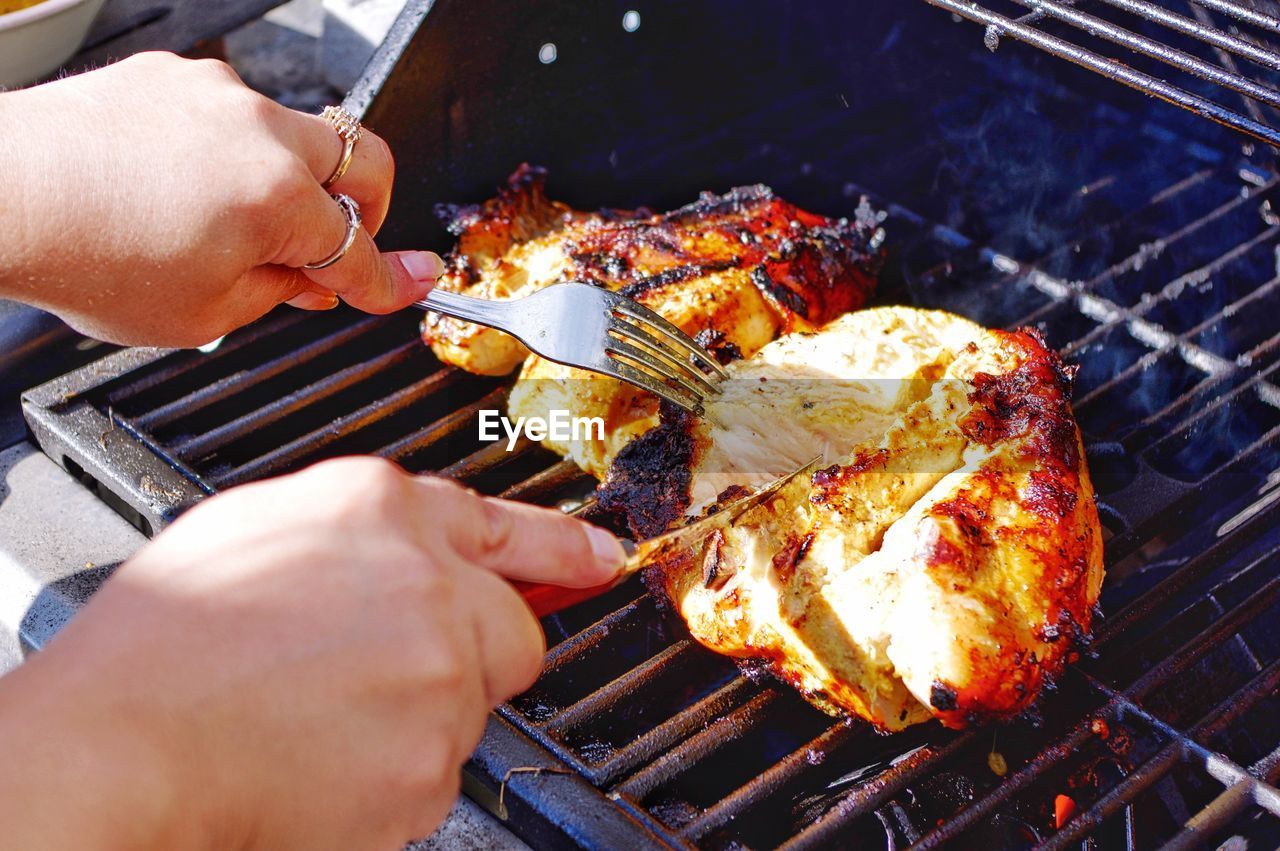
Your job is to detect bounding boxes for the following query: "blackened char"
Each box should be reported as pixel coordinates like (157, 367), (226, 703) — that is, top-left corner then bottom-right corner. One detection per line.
(596, 404), (698, 538)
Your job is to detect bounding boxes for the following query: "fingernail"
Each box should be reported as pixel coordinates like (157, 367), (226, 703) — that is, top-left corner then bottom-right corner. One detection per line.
(398, 250), (445, 281)
(287, 291), (340, 311)
(585, 525), (626, 576)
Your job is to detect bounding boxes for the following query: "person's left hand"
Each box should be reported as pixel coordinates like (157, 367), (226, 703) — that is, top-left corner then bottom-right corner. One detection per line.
(0, 52), (442, 346)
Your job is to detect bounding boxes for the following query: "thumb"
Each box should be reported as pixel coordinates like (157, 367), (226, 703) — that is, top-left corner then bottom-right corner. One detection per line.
(418, 478), (626, 587)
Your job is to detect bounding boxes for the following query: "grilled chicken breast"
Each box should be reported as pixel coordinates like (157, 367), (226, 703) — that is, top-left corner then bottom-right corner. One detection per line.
(598, 307), (1103, 731)
(425, 165), (884, 476)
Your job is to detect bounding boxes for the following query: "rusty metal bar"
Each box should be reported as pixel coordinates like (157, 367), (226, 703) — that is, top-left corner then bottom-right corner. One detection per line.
(779, 734), (973, 850)
(539, 596), (659, 674)
(681, 721), (861, 841)
(544, 641), (695, 735)
(436, 438), (536, 482)
(613, 690), (780, 801)
(589, 677), (756, 785)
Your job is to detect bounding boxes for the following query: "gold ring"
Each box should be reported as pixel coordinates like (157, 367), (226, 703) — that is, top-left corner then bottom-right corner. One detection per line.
(304, 194), (362, 270)
(319, 105), (363, 189)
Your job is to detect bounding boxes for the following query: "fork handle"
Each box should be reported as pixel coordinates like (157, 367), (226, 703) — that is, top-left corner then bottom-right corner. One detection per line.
(415, 289), (513, 327)
(512, 579), (620, 618)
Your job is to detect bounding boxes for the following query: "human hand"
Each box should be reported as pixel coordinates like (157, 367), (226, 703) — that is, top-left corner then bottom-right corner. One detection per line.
(0, 458), (625, 851)
(0, 52), (441, 346)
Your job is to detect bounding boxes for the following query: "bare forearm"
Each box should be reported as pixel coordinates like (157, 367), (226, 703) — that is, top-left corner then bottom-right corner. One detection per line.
(0, 644), (206, 851)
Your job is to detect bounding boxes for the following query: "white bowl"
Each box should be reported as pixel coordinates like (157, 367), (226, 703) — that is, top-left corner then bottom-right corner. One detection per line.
(0, 0), (107, 88)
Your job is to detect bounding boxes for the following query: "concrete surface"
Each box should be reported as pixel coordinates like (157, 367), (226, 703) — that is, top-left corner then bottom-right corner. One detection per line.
(225, 0), (409, 104)
(322, 0), (409, 92)
(225, 0), (337, 111)
(0, 442), (146, 671)
(408, 798), (531, 851)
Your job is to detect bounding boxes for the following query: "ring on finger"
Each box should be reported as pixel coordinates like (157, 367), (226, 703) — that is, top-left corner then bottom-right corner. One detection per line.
(304, 193), (362, 270)
(319, 105), (363, 189)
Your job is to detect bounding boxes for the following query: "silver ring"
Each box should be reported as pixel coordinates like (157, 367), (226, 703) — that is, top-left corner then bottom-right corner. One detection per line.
(304, 193), (362, 270)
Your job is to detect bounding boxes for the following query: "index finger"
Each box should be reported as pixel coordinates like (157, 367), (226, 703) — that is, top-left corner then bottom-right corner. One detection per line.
(415, 478), (626, 587)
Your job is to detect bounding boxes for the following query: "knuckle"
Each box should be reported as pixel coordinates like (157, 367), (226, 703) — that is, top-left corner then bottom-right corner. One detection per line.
(474, 497), (516, 562)
(301, 457), (408, 519)
(192, 56), (240, 81)
(363, 131), (395, 184)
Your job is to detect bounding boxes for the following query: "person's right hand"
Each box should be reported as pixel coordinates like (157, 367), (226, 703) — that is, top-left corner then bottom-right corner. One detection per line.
(0, 457), (626, 851)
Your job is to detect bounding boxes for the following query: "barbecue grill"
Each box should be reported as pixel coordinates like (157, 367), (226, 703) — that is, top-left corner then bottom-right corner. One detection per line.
(7, 1), (1280, 848)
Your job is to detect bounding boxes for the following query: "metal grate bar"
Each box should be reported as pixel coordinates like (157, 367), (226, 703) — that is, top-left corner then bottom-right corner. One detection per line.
(436, 438), (535, 482)
(1112, 567), (1280, 697)
(498, 459), (593, 502)
(1048, 668), (1280, 850)
(371, 384), (507, 466)
(923, 0), (1280, 146)
(779, 734), (973, 850)
(588, 677), (755, 785)
(1006, 0), (1280, 108)
(910, 566), (1280, 847)
(1191, 0), (1280, 33)
(544, 640), (696, 735)
(171, 340), (423, 461)
(210, 368), (467, 487)
(1097, 502), (1278, 646)
(1099, 0), (1280, 70)
(135, 315), (387, 431)
(1076, 175), (1277, 301)
(1035, 741), (1184, 851)
(540, 596), (656, 673)
(785, 538), (1280, 849)
(613, 690), (780, 801)
(103, 310), (312, 405)
(680, 720), (861, 841)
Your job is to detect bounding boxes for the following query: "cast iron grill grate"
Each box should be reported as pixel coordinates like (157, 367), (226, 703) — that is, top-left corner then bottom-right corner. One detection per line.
(21, 78), (1280, 851)
(922, 0), (1280, 148)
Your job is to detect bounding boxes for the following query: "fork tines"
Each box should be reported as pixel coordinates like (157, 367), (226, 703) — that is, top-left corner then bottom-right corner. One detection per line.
(601, 294), (729, 414)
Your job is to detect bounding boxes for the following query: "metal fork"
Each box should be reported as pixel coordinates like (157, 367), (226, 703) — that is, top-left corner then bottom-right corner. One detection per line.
(415, 283), (729, 412)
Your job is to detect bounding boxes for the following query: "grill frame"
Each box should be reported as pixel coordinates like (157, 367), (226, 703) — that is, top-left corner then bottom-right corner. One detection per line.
(20, 1), (1280, 847)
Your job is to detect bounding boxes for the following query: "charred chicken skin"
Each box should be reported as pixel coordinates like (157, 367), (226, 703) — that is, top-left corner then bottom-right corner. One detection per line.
(598, 308), (1104, 731)
(423, 165), (884, 476)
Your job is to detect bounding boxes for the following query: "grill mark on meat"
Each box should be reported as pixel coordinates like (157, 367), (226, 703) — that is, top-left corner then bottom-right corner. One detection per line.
(619, 260), (740, 300)
(752, 266), (809, 318)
